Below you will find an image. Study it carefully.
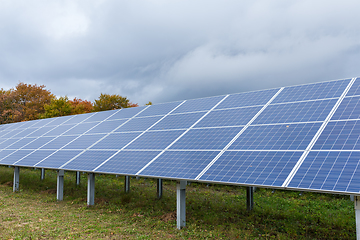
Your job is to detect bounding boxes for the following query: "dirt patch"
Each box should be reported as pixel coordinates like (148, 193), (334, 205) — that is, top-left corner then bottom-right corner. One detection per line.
(159, 212), (176, 222)
(3, 181), (13, 186)
(41, 189), (57, 194)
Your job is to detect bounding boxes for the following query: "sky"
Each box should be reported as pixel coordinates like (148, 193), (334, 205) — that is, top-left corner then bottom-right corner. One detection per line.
(0, 0), (360, 105)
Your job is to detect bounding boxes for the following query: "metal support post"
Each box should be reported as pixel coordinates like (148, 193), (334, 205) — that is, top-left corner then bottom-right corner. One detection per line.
(355, 196), (360, 240)
(13, 166), (20, 192)
(177, 180), (186, 229)
(247, 186), (254, 211)
(87, 173), (95, 206)
(57, 170), (64, 201)
(40, 168), (45, 180)
(157, 179), (163, 199)
(124, 176), (130, 193)
(76, 171), (80, 185)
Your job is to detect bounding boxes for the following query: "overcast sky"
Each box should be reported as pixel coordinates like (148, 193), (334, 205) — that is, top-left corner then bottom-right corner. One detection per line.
(1, 0), (359, 105)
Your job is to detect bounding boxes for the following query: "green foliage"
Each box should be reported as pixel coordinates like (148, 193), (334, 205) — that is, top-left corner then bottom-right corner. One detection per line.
(93, 93), (133, 111)
(145, 101), (153, 106)
(40, 96), (73, 118)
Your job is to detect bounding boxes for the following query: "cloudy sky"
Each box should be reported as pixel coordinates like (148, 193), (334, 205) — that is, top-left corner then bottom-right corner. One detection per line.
(1, 0), (359, 105)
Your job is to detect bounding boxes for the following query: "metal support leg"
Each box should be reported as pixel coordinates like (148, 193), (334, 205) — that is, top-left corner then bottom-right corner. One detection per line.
(247, 186), (254, 211)
(76, 171), (80, 185)
(177, 180), (186, 229)
(87, 173), (95, 206)
(57, 170), (64, 201)
(13, 166), (20, 192)
(124, 176), (130, 193)
(40, 168), (45, 180)
(355, 196), (360, 240)
(157, 179), (163, 199)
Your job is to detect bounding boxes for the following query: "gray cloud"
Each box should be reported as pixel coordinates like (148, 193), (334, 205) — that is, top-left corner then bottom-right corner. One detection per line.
(0, 0), (359, 105)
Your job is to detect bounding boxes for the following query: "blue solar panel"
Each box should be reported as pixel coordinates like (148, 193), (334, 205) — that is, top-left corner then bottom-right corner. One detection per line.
(126, 130), (185, 150)
(11, 128), (40, 138)
(171, 96), (225, 114)
(62, 122), (99, 135)
(150, 112), (205, 130)
(200, 151), (302, 187)
(94, 151), (161, 175)
(21, 137), (55, 150)
(107, 106), (148, 120)
(215, 88), (280, 110)
(90, 132), (141, 150)
(14, 150), (56, 167)
(1, 129), (26, 138)
(229, 123), (321, 150)
(272, 79), (351, 103)
(26, 126), (56, 138)
(140, 151), (220, 179)
(288, 151), (360, 193)
(5, 138), (36, 150)
(195, 107), (262, 128)
(83, 110), (118, 123)
(35, 150), (83, 168)
(0, 139), (22, 149)
(63, 134), (106, 149)
(170, 127), (243, 150)
(115, 116), (162, 132)
(331, 96), (360, 120)
(40, 135), (79, 149)
(346, 77), (360, 96)
(61, 150), (116, 171)
(86, 119), (127, 134)
(28, 118), (53, 128)
(136, 101), (183, 117)
(254, 99), (337, 124)
(43, 124), (76, 136)
(63, 113), (94, 125)
(0, 150), (33, 165)
(0, 150), (16, 161)
(313, 120), (360, 150)
(46, 115), (75, 126)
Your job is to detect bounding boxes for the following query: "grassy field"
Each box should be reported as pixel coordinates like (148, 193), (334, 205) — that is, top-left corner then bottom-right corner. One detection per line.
(0, 166), (356, 239)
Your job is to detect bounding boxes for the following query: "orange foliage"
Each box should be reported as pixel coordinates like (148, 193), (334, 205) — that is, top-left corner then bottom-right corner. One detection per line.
(69, 97), (93, 114)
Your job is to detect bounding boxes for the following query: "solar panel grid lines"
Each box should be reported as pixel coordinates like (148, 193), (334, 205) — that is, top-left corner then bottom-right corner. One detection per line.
(91, 100), (187, 172)
(282, 77), (357, 188)
(134, 95), (230, 176)
(195, 87), (285, 180)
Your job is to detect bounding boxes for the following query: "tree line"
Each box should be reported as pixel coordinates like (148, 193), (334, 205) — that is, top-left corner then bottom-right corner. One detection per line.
(0, 82), (149, 124)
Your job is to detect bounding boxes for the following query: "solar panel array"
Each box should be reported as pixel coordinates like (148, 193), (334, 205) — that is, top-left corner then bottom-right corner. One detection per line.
(1, 77), (360, 195)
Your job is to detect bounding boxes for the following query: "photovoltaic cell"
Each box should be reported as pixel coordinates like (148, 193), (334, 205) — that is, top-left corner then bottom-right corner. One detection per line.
(86, 119), (127, 134)
(331, 96), (360, 120)
(115, 116), (162, 132)
(150, 112), (206, 130)
(195, 107), (261, 128)
(171, 95), (225, 114)
(28, 118), (53, 128)
(43, 124), (76, 136)
(346, 77), (360, 96)
(170, 127), (243, 150)
(0, 139), (22, 150)
(0, 150), (16, 161)
(272, 79), (350, 103)
(288, 151), (360, 193)
(40, 135), (79, 149)
(107, 106), (147, 120)
(1, 129), (26, 138)
(35, 150), (83, 168)
(312, 120), (360, 150)
(215, 88), (280, 110)
(11, 128), (40, 138)
(46, 115), (75, 126)
(63, 113), (94, 125)
(62, 122), (99, 135)
(200, 151), (302, 187)
(83, 110), (118, 123)
(90, 132), (141, 150)
(95, 151), (161, 175)
(5, 138), (37, 150)
(229, 123), (321, 150)
(26, 126), (56, 138)
(63, 134), (106, 149)
(254, 99), (337, 124)
(140, 151), (220, 179)
(136, 101), (183, 117)
(126, 130), (185, 149)
(14, 150), (56, 167)
(21, 137), (55, 150)
(61, 150), (116, 171)
(0, 150), (33, 165)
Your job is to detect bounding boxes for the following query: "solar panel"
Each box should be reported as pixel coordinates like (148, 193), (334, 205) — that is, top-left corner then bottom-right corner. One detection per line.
(1, 76), (360, 196)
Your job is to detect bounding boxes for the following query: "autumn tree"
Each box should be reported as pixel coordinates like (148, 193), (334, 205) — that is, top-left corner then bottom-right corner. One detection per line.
(69, 98), (93, 114)
(0, 89), (19, 124)
(93, 93), (138, 111)
(40, 96), (73, 118)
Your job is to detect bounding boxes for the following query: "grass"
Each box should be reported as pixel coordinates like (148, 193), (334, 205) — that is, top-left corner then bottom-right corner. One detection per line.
(0, 166), (356, 239)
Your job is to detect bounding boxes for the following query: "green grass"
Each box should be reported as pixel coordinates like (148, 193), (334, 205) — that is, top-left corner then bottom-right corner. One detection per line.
(0, 166), (356, 239)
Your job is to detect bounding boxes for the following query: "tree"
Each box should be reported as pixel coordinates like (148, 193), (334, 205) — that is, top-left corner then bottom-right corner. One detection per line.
(40, 96), (73, 118)
(145, 101), (153, 105)
(69, 98), (93, 114)
(0, 89), (20, 124)
(93, 93), (138, 111)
